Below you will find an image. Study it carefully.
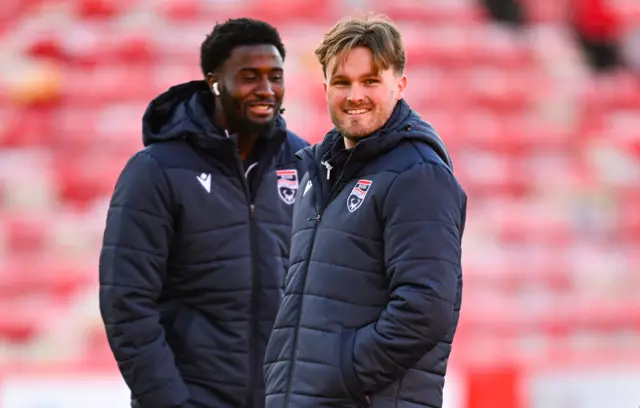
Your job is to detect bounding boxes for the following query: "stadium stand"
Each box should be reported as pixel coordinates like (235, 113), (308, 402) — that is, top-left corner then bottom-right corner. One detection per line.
(0, 0), (638, 406)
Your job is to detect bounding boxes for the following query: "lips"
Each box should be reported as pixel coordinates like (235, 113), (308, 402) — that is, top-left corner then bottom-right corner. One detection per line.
(247, 102), (276, 117)
(344, 108), (371, 115)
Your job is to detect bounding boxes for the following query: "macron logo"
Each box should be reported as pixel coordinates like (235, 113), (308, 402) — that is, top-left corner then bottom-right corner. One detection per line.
(197, 173), (211, 193)
(303, 180), (312, 196)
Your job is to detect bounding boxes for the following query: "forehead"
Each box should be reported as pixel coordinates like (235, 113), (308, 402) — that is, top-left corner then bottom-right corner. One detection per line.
(225, 44), (283, 71)
(327, 46), (380, 78)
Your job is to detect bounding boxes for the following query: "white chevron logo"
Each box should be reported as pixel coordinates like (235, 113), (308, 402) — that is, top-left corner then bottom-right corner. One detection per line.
(197, 173), (211, 193)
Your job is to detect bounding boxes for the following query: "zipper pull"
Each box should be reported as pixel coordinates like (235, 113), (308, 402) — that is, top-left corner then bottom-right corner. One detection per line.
(250, 204), (255, 219)
(322, 161), (333, 180)
(306, 214), (321, 222)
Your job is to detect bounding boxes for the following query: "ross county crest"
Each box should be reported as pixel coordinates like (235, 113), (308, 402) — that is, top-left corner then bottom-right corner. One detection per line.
(276, 169), (299, 205)
(347, 179), (372, 212)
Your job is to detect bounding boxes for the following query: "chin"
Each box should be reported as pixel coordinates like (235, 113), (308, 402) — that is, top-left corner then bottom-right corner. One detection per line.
(249, 117), (274, 125)
(246, 119), (276, 135)
(342, 123), (374, 138)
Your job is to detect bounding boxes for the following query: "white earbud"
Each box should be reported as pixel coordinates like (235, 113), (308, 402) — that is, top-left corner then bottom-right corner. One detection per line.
(212, 82), (220, 96)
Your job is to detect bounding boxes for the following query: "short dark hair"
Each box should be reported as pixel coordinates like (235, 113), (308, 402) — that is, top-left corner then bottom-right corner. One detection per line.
(315, 15), (406, 77)
(200, 18), (286, 77)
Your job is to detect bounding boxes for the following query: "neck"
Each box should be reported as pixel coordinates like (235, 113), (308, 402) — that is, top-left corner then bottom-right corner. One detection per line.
(237, 133), (258, 160)
(213, 106), (254, 160)
(343, 137), (357, 150)
(213, 106), (229, 133)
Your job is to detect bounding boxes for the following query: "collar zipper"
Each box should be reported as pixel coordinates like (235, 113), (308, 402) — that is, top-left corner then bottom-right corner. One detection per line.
(321, 160), (333, 180)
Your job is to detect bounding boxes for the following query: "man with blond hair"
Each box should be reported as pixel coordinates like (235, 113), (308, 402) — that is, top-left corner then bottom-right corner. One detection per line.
(264, 15), (466, 408)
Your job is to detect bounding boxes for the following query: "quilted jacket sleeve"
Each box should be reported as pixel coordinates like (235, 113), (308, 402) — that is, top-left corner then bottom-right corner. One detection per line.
(351, 161), (466, 394)
(99, 152), (189, 408)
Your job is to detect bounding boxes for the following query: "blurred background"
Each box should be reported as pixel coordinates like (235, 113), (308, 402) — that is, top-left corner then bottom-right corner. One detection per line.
(0, 0), (639, 407)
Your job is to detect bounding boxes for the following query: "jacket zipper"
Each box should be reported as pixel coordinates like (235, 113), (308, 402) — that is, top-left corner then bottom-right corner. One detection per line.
(237, 159), (260, 408)
(321, 146), (358, 217)
(247, 201), (259, 408)
(283, 205), (320, 408)
(283, 148), (357, 407)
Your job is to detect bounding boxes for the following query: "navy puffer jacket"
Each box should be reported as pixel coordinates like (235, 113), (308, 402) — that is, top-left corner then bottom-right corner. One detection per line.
(99, 81), (308, 408)
(264, 100), (466, 408)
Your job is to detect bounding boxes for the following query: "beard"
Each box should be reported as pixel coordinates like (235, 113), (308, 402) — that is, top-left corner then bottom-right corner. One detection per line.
(330, 100), (394, 144)
(219, 86), (278, 137)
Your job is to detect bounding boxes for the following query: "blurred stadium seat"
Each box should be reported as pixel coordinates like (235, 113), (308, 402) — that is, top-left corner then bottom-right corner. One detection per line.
(0, 0), (638, 406)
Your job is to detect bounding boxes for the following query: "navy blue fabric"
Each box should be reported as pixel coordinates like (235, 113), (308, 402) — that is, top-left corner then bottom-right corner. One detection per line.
(99, 80), (308, 408)
(264, 100), (466, 408)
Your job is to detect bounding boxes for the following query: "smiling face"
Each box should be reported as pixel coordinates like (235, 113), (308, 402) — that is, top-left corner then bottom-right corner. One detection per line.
(208, 44), (284, 135)
(324, 46), (406, 147)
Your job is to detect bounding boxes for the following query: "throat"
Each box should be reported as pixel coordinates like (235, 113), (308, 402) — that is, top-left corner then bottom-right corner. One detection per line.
(237, 133), (258, 160)
(343, 137), (357, 150)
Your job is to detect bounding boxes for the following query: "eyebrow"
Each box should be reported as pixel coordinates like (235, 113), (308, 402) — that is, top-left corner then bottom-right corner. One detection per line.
(238, 67), (283, 72)
(330, 71), (381, 81)
(330, 59), (381, 76)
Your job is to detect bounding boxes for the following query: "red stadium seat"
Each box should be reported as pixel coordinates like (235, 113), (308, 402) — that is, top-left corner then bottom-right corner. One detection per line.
(60, 66), (154, 106)
(73, 0), (133, 20)
(0, 107), (52, 148)
(0, 308), (40, 343)
(247, 0), (336, 23)
(0, 256), (94, 300)
(25, 36), (69, 63)
(52, 152), (128, 208)
(0, 213), (50, 255)
(158, 0), (202, 22)
(370, 0), (480, 24)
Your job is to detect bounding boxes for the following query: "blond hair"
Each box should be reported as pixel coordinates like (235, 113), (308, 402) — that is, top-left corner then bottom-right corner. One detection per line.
(315, 15), (406, 78)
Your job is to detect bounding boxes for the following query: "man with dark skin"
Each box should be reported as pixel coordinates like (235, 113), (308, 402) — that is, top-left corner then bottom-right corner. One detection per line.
(99, 18), (307, 408)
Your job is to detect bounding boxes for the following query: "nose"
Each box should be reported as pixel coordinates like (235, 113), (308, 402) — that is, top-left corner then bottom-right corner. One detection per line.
(255, 78), (274, 98)
(346, 83), (365, 104)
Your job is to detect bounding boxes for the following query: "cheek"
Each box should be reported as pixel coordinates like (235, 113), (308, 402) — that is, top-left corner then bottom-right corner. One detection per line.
(326, 92), (344, 112)
(364, 92), (394, 117)
(233, 86), (253, 104)
(273, 83), (285, 99)
(370, 88), (392, 106)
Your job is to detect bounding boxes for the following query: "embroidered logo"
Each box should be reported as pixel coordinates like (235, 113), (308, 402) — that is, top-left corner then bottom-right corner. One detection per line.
(197, 173), (211, 193)
(276, 169), (299, 205)
(347, 179), (372, 212)
(303, 180), (312, 196)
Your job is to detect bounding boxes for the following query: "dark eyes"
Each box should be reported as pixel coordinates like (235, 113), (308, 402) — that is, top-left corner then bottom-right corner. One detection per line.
(333, 79), (379, 86)
(241, 75), (283, 82)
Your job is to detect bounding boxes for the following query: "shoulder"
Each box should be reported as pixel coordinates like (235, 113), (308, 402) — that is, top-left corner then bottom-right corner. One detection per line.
(285, 130), (310, 152)
(406, 142), (451, 174)
(384, 129), (464, 202)
(375, 139), (451, 178)
(386, 114), (453, 175)
(110, 149), (174, 207)
(276, 130), (310, 167)
(141, 139), (199, 169)
(385, 151), (465, 217)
